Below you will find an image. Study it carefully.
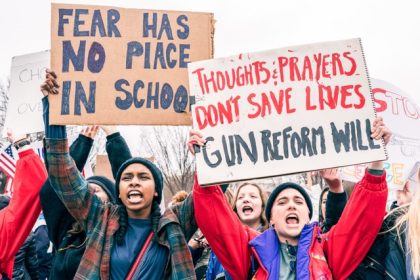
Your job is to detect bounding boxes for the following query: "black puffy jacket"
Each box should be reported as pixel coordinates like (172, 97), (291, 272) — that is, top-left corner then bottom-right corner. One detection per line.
(330, 198), (406, 280)
(12, 232), (40, 280)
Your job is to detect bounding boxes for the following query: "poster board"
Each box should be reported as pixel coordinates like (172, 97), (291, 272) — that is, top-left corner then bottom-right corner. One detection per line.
(3, 50), (49, 136)
(188, 38), (387, 185)
(341, 78), (420, 190)
(50, 3), (214, 125)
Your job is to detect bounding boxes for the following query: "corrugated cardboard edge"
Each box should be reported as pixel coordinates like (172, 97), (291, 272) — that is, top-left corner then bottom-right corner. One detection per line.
(210, 16), (215, 58)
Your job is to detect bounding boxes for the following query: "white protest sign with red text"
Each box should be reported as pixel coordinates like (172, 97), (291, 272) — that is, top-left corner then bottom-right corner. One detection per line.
(189, 38), (387, 185)
(341, 78), (420, 190)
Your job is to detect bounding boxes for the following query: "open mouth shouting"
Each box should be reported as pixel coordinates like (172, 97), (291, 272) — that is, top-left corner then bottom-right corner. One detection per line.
(285, 213), (300, 226)
(127, 190), (144, 204)
(242, 205), (254, 216)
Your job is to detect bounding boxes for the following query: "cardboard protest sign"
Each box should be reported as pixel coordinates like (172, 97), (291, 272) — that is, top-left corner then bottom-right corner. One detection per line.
(3, 51), (49, 137)
(341, 78), (420, 190)
(189, 38), (387, 185)
(50, 3), (214, 125)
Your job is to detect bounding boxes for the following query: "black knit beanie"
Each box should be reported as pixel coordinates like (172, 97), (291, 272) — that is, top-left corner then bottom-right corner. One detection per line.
(265, 182), (313, 222)
(115, 157), (163, 204)
(0, 195), (10, 210)
(87, 176), (116, 203)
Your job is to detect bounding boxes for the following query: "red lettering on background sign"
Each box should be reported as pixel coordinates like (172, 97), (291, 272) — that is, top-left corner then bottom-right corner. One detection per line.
(195, 95), (241, 129)
(277, 51), (357, 83)
(373, 88), (420, 119)
(247, 88), (295, 119)
(305, 84), (365, 110)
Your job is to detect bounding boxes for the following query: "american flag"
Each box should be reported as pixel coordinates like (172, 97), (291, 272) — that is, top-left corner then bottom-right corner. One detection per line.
(0, 144), (16, 195)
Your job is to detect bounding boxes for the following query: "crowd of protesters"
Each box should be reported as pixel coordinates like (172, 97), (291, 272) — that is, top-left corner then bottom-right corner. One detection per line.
(0, 68), (418, 280)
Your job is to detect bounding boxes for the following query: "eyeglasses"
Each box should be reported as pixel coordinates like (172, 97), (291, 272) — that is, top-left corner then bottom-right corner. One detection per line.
(285, 241), (297, 272)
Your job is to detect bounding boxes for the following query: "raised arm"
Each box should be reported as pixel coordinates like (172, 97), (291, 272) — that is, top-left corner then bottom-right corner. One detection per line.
(324, 117), (389, 279)
(320, 168), (347, 233)
(41, 70), (103, 230)
(194, 178), (254, 280)
(41, 126), (97, 247)
(101, 126), (132, 179)
(69, 126), (97, 171)
(190, 129), (253, 280)
(0, 145), (47, 278)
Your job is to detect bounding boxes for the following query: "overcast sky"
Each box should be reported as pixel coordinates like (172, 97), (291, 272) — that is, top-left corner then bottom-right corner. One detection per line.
(1, 0), (419, 106)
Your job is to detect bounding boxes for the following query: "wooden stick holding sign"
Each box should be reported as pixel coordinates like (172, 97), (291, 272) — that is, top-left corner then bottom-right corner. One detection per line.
(188, 38), (387, 185)
(50, 3), (213, 125)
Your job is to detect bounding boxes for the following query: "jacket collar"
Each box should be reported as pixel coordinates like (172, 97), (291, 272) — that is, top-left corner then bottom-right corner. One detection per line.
(249, 227), (280, 266)
(249, 223), (317, 279)
(249, 227), (281, 279)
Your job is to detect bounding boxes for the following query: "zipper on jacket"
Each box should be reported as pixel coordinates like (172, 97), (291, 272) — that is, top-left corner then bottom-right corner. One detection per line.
(366, 256), (396, 280)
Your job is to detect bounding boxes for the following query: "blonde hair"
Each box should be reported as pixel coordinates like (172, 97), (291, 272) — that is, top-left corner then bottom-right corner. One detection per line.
(224, 187), (235, 207)
(391, 169), (420, 277)
(232, 182), (269, 231)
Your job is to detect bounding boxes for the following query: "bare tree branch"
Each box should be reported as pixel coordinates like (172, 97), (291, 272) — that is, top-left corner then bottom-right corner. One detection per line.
(140, 126), (195, 205)
(0, 78), (10, 144)
(0, 79), (10, 146)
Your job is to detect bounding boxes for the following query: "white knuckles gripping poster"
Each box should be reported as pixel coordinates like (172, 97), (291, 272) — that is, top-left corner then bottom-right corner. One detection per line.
(189, 38), (387, 185)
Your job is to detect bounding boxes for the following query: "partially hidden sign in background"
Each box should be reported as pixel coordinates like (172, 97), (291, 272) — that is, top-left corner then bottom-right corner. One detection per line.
(50, 3), (214, 125)
(3, 50), (49, 137)
(341, 78), (420, 190)
(189, 38), (387, 185)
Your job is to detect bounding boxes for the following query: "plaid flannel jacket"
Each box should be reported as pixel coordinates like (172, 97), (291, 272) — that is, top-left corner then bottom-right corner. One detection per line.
(45, 138), (197, 280)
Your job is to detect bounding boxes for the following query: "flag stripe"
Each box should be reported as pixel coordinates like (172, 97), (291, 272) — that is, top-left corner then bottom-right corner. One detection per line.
(0, 154), (16, 170)
(0, 145), (16, 195)
(0, 153), (16, 177)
